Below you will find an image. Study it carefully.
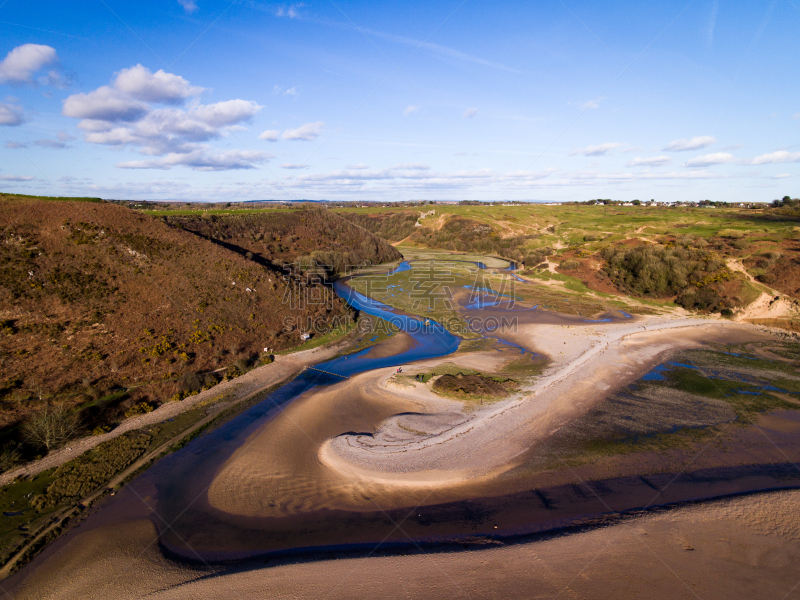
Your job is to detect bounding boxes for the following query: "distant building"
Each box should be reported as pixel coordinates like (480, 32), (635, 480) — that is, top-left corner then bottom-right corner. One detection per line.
(300, 333), (312, 341)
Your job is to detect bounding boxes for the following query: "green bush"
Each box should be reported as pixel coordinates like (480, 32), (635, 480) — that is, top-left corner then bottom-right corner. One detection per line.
(124, 402), (154, 418)
(601, 244), (730, 297)
(30, 432), (151, 510)
(560, 260), (580, 270)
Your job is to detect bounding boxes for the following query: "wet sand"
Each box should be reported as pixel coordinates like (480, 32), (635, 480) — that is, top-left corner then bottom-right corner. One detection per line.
(12, 489), (800, 600)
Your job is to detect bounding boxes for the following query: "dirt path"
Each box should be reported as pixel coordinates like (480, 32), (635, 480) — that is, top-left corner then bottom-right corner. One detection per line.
(0, 340), (351, 487)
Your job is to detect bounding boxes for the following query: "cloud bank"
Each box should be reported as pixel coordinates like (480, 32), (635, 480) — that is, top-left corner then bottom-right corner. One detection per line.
(62, 64), (267, 170)
(664, 136), (716, 151)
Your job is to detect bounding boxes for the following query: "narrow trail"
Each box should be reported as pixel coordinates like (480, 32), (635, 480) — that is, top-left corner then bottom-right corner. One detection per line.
(0, 339), (351, 487)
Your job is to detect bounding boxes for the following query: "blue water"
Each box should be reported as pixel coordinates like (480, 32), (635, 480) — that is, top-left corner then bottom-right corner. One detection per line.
(388, 261), (412, 275)
(642, 364), (669, 381)
(463, 284), (522, 310)
(325, 280), (461, 376)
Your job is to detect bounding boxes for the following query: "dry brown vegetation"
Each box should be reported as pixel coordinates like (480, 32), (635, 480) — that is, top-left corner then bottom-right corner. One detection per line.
(339, 211), (420, 243)
(0, 198), (400, 458)
(165, 207), (401, 277)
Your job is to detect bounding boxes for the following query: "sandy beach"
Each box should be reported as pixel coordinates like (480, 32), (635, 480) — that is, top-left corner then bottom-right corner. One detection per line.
(12, 488), (800, 600)
(203, 316), (770, 526)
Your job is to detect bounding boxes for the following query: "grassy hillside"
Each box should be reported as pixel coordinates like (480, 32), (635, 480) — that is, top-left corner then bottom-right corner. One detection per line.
(335, 203), (800, 314)
(0, 197), (357, 453)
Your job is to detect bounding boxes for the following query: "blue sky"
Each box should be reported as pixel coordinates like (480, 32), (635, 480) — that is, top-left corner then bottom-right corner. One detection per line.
(0, 0), (798, 202)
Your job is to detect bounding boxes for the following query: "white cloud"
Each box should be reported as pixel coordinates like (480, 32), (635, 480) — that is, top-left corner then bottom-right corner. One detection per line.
(258, 129), (279, 141)
(404, 105), (420, 116)
(626, 156), (672, 167)
(273, 85), (298, 96)
(582, 96), (605, 109)
(392, 163), (430, 170)
(62, 65), (264, 170)
(117, 149), (272, 171)
(749, 151), (800, 165)
(663, 136), (716, 151)
(774, 173), (791, 179)
(4, 141), (26, 149)
(63, 86), (149, 122)
(463, 107), (478, 119)
(276, 3), (304, 18)
(280, 163), (308, 169)
(178, 0), (198, 13)
(0, 102), (25, 125)
(80, 100), (261, 155)
(570, 142), (624, 156)
(282, 121), (324, 141)
(0, 44), (58, 84)
(0, 174), (34, 181)
(683, 152), (737, 167)
(190, 99), (261, 126)
(113, 65), (204, 103)
(63, 65), (210, 123)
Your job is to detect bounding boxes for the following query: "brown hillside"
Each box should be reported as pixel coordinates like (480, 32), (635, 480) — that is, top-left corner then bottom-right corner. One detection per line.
(0, 198), (351, 433)
(337, 211), (420, 243)
(165, 208), (402, 276)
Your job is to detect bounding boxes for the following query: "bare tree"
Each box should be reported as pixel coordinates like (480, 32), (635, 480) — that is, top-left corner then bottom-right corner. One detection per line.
(22, 404), (81, 451)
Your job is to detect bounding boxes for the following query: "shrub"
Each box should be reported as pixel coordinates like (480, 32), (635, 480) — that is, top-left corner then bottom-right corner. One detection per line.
(561, 260), (580, 270)
(202, 372), (218, 388)
(177, 371), (202, 394)
(601, 244), (730, 297)
(30, 432), (151, 511)
(261, 354), (275, 365)
(22, 404), (81, 451)
(0, 446), (21, 473)
(124, 402), (154, 418)
(91, 424), (112, 436)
